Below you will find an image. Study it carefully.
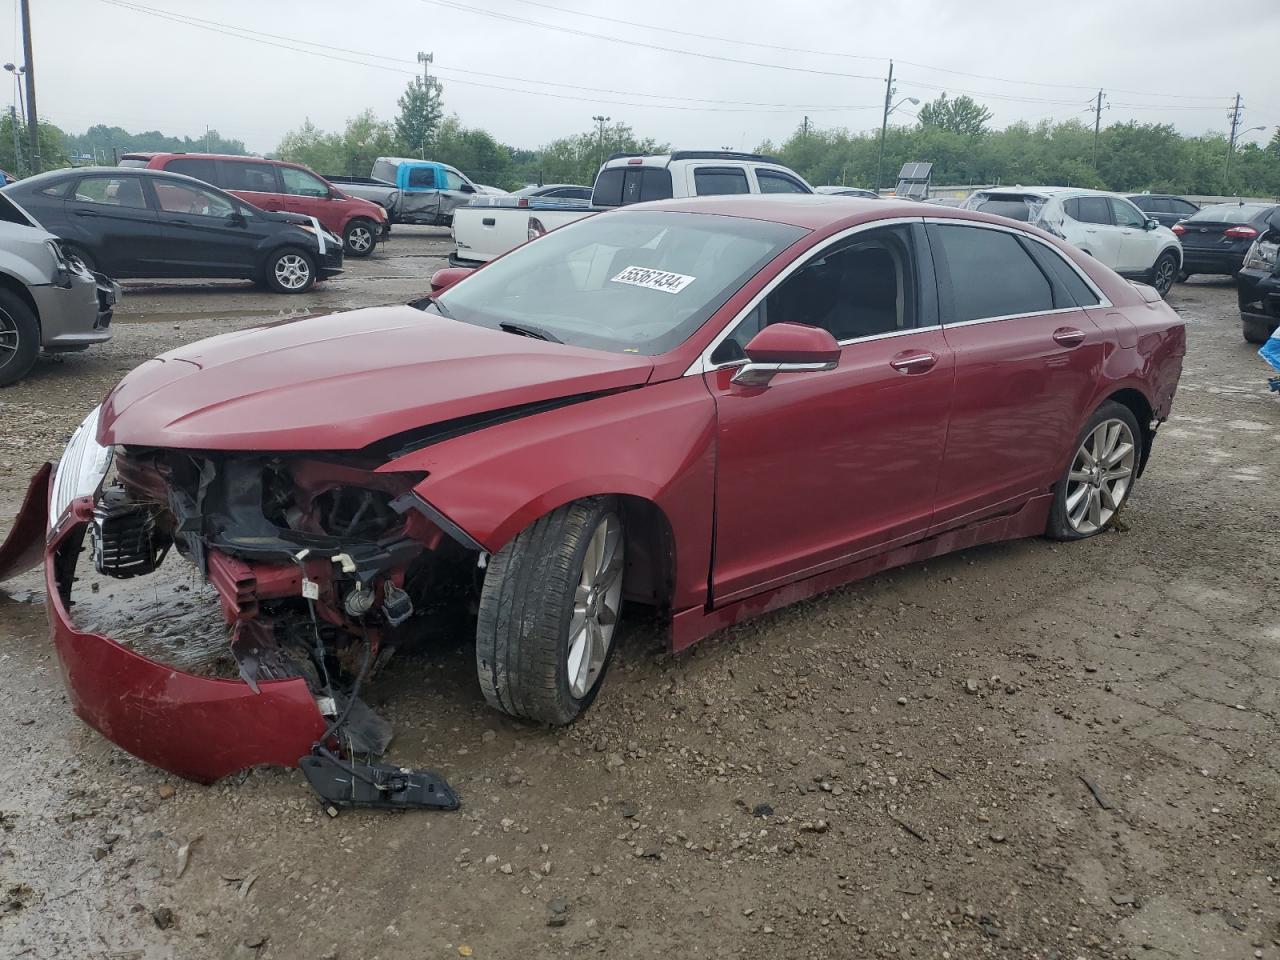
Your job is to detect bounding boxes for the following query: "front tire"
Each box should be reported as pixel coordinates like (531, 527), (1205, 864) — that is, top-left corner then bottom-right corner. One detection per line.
(1047, 402), (1141, 541)
(343, 218), (377, 258)
(264, 247), (315, 294)
(1149, 251), (1178, 298)
(1243, 315), (1275, 345)
(0, 290), (40, 387)
(476, 497), (624, 726)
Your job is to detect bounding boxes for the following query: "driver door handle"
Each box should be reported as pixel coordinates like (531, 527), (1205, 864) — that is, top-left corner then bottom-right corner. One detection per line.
(1052, 327), (1086, 347)
(889, 351), (938, 373)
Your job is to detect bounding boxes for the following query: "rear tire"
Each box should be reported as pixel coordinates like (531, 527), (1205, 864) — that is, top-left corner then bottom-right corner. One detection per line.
(0, 289), (41, 387)
(1149, 251), (1178, 298)
(1243, 316), (1275, 345)
(1046, 402), (1142, 541)
(263, 247), (315, 294)
(476, 497), (624, 726)
(343, 218), (377, 258)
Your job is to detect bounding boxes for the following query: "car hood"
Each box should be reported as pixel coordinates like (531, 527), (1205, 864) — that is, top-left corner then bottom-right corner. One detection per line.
(98, 306), (655, 451)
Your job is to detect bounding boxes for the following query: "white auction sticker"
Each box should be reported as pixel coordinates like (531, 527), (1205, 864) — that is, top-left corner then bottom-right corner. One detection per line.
(610, 265), (695, 294)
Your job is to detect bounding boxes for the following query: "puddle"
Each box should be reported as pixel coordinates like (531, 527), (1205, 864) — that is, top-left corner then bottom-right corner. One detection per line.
(68, 538), (237, 677)
(114, 306), (324, 325)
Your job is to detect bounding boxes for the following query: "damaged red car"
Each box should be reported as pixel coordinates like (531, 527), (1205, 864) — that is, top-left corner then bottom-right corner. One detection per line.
(1, 195), (1185, 797)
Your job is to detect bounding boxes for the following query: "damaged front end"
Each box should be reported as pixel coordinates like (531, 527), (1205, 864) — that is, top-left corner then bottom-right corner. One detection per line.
(3, 407), (463, 806)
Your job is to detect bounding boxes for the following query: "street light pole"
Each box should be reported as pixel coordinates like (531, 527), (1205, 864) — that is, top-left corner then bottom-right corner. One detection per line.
(592, 114), (610, 171)
(18, 0), (37, 174)
(1225, 123), (1267, 194)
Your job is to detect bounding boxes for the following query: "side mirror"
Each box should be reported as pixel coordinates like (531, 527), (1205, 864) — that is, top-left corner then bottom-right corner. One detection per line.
(227, 210), (247, 227)
(1144, 218), (1159, 230)
(732, 323), (840, 387)
(429, 266), (473, 294)
(459, 183), (476, 195)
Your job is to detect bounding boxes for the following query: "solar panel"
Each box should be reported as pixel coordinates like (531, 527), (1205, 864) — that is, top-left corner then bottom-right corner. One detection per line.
(897, 162), (933, 181)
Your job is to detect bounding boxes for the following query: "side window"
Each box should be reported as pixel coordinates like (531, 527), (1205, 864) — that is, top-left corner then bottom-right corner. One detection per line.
(1072, 197), (1112, 225)
(1172, 199), (1198, 215)
(165, 158), (219, 184)
(756, 170), (808, 194)
(711, 225), (917, 364)
(221, 161), (279, 193)
(280, 167), (330, 197)
(1144, 197), (1172, 214)
(694, 167), (750, 196)
(443, 169), (466, 191)
(407, 166), (437, 188)
(72, 175), (148, 209)
(1128, 196), (1153, 211)
(153, 180), (236, 218)
(1022, 239), (1101, 307)
(931, 224), (1054, 322)
(1110, 198), (1147, 228)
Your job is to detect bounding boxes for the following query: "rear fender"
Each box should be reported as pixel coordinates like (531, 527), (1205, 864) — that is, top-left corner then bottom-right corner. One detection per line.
(381, 377), (716, 612)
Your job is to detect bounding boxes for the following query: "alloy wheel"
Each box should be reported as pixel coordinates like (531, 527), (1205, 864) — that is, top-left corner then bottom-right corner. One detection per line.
(347, 226), (373, 253)
(1152, 257), (1175, 296)
(274, 254), (311, 290)
(0, 309), (18, 362)
(566, 513), (623, 699)
(1065, 418), (1136, 535)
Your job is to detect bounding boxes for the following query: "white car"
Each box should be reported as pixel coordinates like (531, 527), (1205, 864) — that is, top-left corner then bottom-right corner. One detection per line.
(960, 187), (1183, 297)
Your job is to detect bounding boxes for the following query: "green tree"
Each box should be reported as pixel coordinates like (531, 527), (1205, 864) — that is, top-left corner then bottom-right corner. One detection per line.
(277, 111), (398, 177)
(0, 115), (68, 176)
(63, 124), (246, 162)
(431, 117), (513, 186)
(918, 93), (993, 137)
(534, 122), (667, 187)
(395, 76), (444, 158)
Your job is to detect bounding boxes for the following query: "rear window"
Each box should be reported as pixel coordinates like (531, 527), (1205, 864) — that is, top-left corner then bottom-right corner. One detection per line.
(592, 166), (674, 207)
(118, 157), (149, 168)
(974, 198), (1036, 222)
(1188, 203), (1273, 225)
(371, 159), (398, 183)
(164, 158), (219, 184)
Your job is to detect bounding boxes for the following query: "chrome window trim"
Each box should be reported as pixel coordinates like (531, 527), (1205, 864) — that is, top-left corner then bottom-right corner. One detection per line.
(685, 215), (1112, 377)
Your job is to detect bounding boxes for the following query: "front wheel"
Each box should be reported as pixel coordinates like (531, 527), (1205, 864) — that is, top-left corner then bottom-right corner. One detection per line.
(1243, 315), (1275, 345)
(343, 219), (377, 258)
(0, 289), (41, 387)
(1047, 402), (1141, 541)
(476, 497), (624, 726)
(1150, 252), (1178, 298)
(264, 248), (315, 294)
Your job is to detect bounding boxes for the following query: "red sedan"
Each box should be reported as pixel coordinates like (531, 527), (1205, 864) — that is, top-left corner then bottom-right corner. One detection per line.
(0, 195), (1184, 785)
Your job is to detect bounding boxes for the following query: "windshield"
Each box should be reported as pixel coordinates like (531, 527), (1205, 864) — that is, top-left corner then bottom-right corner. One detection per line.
(435, 210), (806, 355)
(1188, 203), (1273, 225)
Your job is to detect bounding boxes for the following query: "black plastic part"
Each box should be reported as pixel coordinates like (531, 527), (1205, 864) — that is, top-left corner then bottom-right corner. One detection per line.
(299, 752), (460, 811)
(92, 487), (170, 579)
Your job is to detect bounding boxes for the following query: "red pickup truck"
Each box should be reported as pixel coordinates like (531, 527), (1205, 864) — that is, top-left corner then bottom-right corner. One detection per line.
(120, 153), (389, 257)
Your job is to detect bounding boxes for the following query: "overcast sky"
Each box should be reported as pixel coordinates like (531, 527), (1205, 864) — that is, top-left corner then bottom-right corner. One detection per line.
(6, 0), (1278, 156)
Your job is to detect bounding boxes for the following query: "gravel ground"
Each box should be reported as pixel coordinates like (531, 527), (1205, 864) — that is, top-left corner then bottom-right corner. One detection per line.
(0, 239), (1277, 960)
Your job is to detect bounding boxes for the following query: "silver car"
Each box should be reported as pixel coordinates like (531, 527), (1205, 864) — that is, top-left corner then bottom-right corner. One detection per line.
(0, 192), (117, 385)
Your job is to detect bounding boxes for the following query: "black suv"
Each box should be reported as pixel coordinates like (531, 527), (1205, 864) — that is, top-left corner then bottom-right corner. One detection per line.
(1127, 194), (1199, 229)
(4, 167), (343, 294)
(1236, 208), (1280, 344)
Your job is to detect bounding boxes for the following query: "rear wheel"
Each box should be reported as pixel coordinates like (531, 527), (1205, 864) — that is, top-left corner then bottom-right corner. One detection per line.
(0, 289), (41, 387)
(476, 497), (624, 726)
(1149, 251), (1178, 298)
(1243, 315), (1275, 345)
(343, 218), (377, 258)
(264, 247), (315, 294)
(1047, 402), (1141, 541)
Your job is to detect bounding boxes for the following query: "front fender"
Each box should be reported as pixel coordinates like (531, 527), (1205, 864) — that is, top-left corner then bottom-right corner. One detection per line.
(382, 377), (717, 611)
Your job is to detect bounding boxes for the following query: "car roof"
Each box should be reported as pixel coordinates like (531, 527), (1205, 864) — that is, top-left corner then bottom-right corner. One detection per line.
(14, 165), (242, 192)
(635, 193), (1045, 232)
(122, 151), (275, 163)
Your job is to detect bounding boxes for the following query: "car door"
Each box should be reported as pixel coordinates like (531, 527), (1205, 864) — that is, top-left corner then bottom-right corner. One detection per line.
(1064, 196), (1123, 268)
(218, 159), (288, 215)
(705, 222), (954, 604)
(1109, 197), (1156, 273)
(925, 221), (1105, 533)
(279, 166), (335, 229)
(439, 166), (477, 220)
(62, 173), (165, 276)
(149, 177), (259, 277)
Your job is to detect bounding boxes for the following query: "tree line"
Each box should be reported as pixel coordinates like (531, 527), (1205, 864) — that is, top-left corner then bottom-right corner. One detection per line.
(7, 82), (1278, 198)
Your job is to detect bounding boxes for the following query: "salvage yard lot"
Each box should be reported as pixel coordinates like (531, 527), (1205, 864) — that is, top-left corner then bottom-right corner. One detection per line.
(0, 234), (1276, 958)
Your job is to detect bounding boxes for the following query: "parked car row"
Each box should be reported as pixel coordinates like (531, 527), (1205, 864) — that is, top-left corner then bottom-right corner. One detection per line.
(325, 157), (484, 227)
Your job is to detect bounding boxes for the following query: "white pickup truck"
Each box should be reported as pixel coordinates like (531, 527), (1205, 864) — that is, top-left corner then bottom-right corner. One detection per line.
(450, 151), (814, 267)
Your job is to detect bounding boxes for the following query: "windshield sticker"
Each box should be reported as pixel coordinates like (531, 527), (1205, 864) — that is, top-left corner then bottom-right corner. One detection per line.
(610, 266), (695, 294)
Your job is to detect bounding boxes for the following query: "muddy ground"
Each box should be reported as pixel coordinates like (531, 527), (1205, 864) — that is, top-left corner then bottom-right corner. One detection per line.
(0, 231), (1277, 960)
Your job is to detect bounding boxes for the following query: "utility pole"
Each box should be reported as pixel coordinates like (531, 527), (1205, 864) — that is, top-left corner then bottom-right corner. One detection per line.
(8, 106), (18, 176)
(802, 115), (809, 138)
(19, 0), (37, 174)
(1224, 93), (1243, 193)
(875, 60), (894, 193)
(592, 114), (610, 171)
(1092, 90), (1105, 168)
(417, 51), (434, 159)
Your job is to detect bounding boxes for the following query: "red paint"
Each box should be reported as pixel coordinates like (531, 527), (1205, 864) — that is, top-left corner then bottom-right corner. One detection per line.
(429, 266), (474, 294)
(0, 462), (50, 581)
(742, 322), (841, 364)
(46, 496), (328, 784)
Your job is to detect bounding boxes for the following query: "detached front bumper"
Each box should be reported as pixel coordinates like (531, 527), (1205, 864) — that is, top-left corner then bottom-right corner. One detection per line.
(0, 467), (327, 784)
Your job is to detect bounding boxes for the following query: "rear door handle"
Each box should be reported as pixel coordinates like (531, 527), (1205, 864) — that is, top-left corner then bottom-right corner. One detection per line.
(889, 351), (938, 373)
(73, 209), (100, 217)
(166, 218), (190, 225)
(1052, 327), (1086, 347)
